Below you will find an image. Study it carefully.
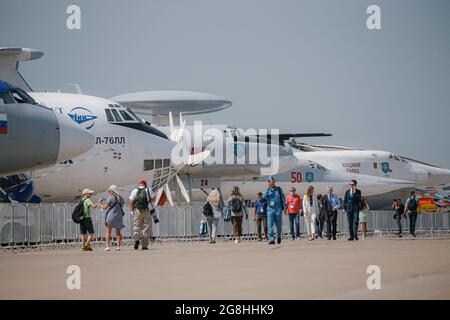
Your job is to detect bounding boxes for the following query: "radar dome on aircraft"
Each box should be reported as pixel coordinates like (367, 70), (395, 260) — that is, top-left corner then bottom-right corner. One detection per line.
(110, 90), (232, 125)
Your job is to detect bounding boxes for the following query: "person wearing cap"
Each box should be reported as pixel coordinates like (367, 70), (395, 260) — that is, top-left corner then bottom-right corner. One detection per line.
(101, 185), (125, 251)
(404, 191), (420, 237)
(285, 186), (301, 241)
(263, 176), (286, 245)
(129, 179), (156, 250)
(80, 188), (103, 251)
(253, 192), (268, 241)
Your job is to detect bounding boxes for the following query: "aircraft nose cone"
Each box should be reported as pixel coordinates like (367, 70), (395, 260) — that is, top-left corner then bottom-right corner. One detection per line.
(56, 114), (95, 162)
(427, 168), (450, 186)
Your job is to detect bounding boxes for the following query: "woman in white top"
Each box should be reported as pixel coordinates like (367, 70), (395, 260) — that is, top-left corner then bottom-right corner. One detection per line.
(302, 186), (320, 241)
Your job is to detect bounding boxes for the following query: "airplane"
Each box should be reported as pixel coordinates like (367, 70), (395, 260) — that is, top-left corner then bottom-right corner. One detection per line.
(0, 47), (210, 203)
(0, 80), (94, 177)
(290, 143), (450, 187)
(0, 79), (96, 203)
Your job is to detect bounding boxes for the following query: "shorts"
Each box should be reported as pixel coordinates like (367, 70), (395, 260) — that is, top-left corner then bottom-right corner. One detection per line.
(80, 217), (94, 235)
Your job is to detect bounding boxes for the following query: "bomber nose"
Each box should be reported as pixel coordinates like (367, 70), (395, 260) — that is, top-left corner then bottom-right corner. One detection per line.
(427, 168), (450, 186)
(56, 113), (95, 162)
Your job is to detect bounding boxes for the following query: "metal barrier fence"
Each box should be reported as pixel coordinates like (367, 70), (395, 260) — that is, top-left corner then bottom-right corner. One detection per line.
(1, 203), (450, 247)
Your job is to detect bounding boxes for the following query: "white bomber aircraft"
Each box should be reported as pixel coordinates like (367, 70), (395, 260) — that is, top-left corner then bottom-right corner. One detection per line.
(291, 143), (450, 187)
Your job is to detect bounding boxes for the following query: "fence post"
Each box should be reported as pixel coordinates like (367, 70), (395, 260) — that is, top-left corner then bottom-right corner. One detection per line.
(10, 203), (14, 245)
(63, 204), (67, 242)
(25, 203), (28, 244)
(184, 207), (187, 239)
(51, 203), (55, 242)
(166, 207), (169, 241)
(38, 204), (42, 244)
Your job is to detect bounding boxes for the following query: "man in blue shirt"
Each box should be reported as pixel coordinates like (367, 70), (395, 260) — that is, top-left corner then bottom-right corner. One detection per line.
(263, 176), (286, 245)
(253, 192), (268, 241)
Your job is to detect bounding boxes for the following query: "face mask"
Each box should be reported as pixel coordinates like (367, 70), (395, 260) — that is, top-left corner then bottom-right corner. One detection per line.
(290, 192), (294, 196)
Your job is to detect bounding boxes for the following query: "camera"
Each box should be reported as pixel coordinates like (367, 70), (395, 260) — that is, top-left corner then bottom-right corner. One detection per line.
(150, 209), (159, 223)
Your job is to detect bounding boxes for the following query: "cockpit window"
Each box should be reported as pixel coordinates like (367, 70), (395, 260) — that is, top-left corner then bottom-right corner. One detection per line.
(105, 109), (114, 122)
(0, 92), (15, 104)
(119, 110), (134, 121)
(11, 88), (36, 104)
(1, 88), (36, 105)
(110, 109), (123, 122)
(125, 107), (143, 122)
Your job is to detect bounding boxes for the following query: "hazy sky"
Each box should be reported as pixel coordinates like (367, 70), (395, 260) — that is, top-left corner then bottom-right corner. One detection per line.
(1, 0), (449, 168)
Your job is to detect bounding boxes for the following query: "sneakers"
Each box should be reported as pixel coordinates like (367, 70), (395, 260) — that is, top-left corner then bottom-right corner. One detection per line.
(277, 237), (281, 244)
(142, 247), (148, 250)
(268, 240), (275, 245)
(116, 247), (121, 251)
(234, 239), (240, 244)
(82, 243), (93, 251)
(134, 240), (140, 250)
(104, 247), (110, 252)
(354, 236), (359, 240)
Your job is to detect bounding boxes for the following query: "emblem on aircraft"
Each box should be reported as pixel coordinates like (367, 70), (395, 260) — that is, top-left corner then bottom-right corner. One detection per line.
(381, 162), (390, 174)
(0, 113), (7, 134)
(68, 107), (97, 130)
(305, 172), (314, 183)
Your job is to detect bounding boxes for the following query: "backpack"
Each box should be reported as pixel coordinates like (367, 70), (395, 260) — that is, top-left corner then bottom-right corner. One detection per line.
(230, 196), (243, 213)
(135, 188), (149, 210)
(407, 197), (419, 211)
(202, 201), (213, 217)
(72, 199), (86, 224)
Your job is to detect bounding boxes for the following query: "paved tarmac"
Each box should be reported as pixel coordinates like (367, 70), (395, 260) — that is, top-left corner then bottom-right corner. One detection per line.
(1, 238), (450, 299)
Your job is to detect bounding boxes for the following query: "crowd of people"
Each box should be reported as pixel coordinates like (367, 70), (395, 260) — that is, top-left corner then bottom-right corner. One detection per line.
(74, 176), (421, 252)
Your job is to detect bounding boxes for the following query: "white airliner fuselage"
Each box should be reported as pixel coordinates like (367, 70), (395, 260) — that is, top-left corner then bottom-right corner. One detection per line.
(29, 92), (178, 202)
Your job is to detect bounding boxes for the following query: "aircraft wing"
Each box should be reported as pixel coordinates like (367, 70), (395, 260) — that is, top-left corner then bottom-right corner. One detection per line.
(246, 133), (332, 145)
(0, 47), (44, 91)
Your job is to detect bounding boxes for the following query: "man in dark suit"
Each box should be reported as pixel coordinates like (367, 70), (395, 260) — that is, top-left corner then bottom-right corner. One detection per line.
(343, 179), (362, 241)
(321, 186), (341, 240)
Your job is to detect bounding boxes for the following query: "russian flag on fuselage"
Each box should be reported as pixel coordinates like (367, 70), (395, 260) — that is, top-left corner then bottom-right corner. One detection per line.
(0, 114), (7, 134)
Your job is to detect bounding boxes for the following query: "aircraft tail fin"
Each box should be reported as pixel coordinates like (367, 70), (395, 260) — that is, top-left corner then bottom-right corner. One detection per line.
(0, 47), (44, 91)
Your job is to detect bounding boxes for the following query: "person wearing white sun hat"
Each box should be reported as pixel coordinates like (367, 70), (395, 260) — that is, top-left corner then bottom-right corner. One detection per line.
(80, 188), (103, 251)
